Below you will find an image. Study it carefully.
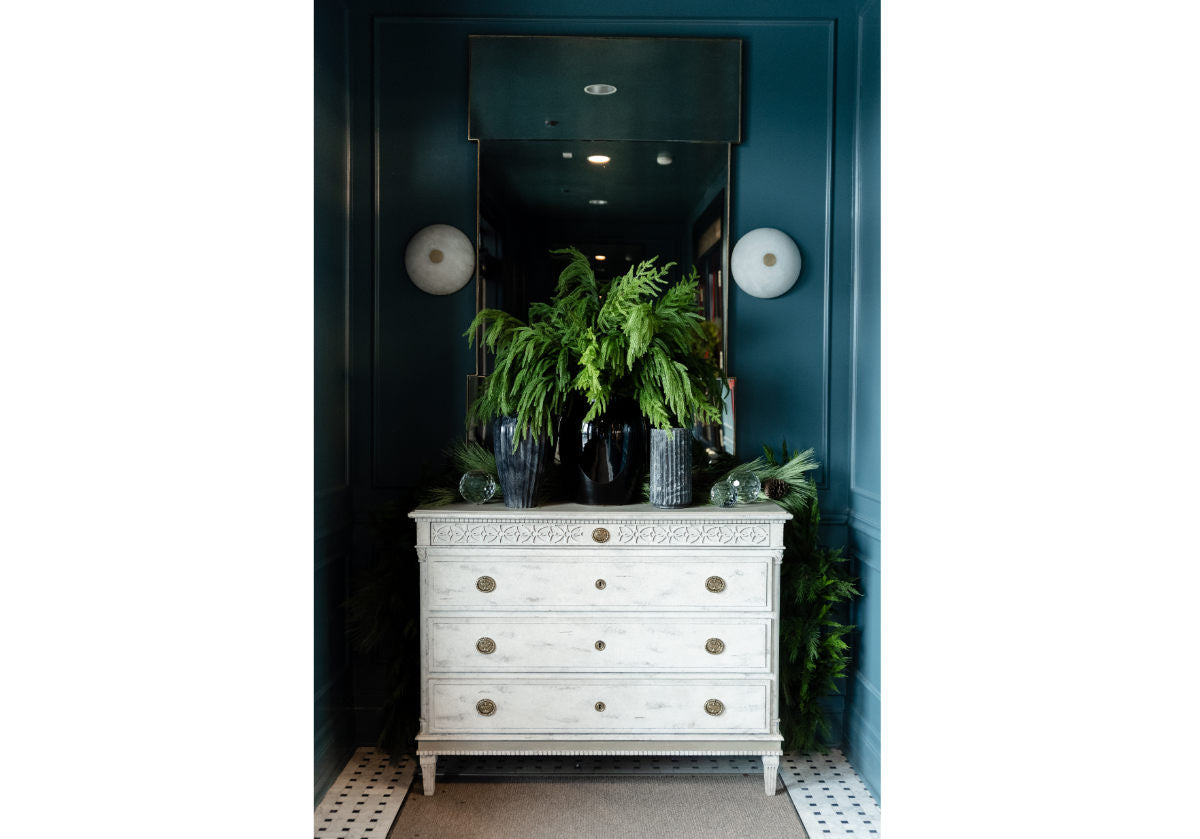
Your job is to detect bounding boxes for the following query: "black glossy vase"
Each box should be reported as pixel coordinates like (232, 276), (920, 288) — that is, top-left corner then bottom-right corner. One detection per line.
(558, 395), (649, 505)
(492, 416), (550, 508)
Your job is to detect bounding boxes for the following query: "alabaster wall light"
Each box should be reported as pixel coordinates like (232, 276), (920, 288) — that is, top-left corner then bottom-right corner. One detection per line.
(730, 227), (802, 299)
(404, 224), (475, 295)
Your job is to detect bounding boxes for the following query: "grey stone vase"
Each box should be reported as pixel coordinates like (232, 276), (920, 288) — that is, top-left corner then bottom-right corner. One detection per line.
(492, 416), (549, 508)
(649, 427), (693, 508)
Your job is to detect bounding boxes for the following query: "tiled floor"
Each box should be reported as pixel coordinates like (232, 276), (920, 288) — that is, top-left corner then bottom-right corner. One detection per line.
(780, 751), (882, 837)
(314, 749), (415, 838)
(314, 748), (879, 838)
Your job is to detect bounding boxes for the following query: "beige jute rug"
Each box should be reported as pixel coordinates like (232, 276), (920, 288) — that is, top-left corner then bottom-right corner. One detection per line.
(387, 774), (808, 839)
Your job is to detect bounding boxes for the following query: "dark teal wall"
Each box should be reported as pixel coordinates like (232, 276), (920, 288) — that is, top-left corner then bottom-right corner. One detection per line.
(845, 0), (881, 803)
(314, 0), (356, 804)
(320, 0), (880, 796)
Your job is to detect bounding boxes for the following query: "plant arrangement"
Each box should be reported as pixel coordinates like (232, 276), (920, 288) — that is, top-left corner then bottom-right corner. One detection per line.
(465, 247), (725, 446)
(757, 443), (859, 751)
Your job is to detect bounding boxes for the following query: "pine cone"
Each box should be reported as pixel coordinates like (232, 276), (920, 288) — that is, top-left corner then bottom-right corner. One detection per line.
(762, 478), (791, 500)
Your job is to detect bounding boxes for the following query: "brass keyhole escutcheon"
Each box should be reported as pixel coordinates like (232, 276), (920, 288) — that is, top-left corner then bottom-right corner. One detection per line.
(705, 576), (726, 593)
(595, 579), (607, 590)
(595, 640), (606, 651)
(476, 698), (496, 716)
(705, 637), (725, 655)
(592, 527), (610, 543)
(704, 699), (725, 716)
(476, 637), (496, 654)
(595, 701), (606, 712)
(476, 575), (496, 593)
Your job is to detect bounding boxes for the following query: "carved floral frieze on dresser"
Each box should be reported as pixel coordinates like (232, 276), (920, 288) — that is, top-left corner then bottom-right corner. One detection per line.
(408, 502), (791, 795)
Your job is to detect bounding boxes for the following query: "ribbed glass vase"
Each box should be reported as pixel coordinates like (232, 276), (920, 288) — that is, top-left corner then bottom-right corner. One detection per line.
(491, 416), (549, 508)
(649, 427), (693, 508)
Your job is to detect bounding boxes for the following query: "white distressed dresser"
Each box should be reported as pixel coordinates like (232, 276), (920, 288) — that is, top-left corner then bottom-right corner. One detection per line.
(408, 501), (791, 795)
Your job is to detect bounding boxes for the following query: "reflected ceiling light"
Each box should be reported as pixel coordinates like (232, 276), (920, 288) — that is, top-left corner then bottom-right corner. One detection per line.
(656, 152), (673, 166)
(562, 152), (573, 159)
(594, 255), (607, 261)
(588, 199), (608, 205)
(586, 154), (611, 164)
(584, 83), (617, 95)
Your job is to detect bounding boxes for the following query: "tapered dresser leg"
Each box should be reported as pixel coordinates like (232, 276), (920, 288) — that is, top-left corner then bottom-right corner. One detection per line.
(762, 755), (780, 795)
(419, 755), (437, 796)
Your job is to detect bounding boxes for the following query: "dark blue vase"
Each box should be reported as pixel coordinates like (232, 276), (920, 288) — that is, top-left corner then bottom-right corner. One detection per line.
(492, 416), (549, 508)
(558, 395), (649, 505)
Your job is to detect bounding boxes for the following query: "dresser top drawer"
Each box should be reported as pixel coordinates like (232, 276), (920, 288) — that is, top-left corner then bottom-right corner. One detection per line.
(411, 502), (790, 548)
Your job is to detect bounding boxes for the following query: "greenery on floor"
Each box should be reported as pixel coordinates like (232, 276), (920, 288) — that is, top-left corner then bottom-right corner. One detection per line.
(348, 440), (858, 756)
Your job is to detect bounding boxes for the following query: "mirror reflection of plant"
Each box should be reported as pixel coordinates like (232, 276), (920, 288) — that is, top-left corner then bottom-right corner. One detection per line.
(467, 246), (726, 449)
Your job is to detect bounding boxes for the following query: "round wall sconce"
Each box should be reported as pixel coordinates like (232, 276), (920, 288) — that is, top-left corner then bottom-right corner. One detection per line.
(730, 227), (802, 299)
(404, 224), (475, 295)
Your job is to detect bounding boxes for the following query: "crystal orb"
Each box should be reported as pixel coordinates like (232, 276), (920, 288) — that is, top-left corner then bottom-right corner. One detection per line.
(709, 479), (736, 507)
(459, 470), (497, 504)
(728, 470), (761, 502)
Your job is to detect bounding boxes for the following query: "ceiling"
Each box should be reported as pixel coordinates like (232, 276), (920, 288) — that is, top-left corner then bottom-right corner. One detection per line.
(468, 36), (742, 143)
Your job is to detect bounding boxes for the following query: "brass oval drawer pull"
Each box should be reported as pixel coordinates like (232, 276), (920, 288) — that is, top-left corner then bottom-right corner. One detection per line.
(476, 698), (496, 716)
(595, 579), (607, 590)
(595, 701), (606, 712)
(704, 698), (725, 716)
(476, 575), (496, 593)
(592, 527), (610, 543)
(476, 637), (496, 654)
(594, 640), (606, 651)
(705, 637), (725, 655)
(705, 575), (726, 593)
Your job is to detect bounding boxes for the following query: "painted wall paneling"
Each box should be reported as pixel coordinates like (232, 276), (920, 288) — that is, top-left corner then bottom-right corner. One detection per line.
(315, 0), (356, 804)
(844, 0), (881, 804)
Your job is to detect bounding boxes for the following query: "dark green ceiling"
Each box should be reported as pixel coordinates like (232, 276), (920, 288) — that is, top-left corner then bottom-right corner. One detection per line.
(469, 36), (741, 142)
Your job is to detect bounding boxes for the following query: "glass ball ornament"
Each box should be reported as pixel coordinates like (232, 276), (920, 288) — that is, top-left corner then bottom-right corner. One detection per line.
(728, 470), (761, 502)
(459, 470), (497, 504)
(709, 478), (737, 507)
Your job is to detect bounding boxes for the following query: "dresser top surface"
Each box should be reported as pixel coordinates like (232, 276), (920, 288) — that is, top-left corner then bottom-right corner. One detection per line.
(409, 501), (792, 521)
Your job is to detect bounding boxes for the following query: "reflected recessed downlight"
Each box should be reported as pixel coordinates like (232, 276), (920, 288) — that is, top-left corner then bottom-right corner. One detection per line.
(584, 83), (617, 95)
(586, 154), (611, 164)
(588, 199), (608, 205)
(594, 255), (607, 261)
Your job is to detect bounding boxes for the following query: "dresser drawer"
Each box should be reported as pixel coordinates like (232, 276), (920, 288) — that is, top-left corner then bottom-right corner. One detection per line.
(429, 617), (771, 672)
(424, 557), (770, 610)
(426, 679), (772, 734)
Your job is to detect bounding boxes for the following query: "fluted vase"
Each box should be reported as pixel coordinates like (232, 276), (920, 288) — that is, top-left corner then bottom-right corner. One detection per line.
(649, 427), (693, 508)
(491, 416), (549, 508)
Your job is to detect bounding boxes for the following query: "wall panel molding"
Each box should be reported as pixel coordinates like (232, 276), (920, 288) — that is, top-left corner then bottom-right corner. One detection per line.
(853, 669), (880, 702)
(848, 509), (879, 541)
(366, 14), (848, 496)
(315, 485), (353, 542)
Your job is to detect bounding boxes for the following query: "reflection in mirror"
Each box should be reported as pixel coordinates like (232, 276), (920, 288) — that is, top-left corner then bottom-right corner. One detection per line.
(469, 36), (741, 455)
(478, 139), (728, 362)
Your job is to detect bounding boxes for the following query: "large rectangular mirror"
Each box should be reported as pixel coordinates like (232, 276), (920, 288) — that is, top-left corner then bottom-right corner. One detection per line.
(468, 35), (741, 454)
